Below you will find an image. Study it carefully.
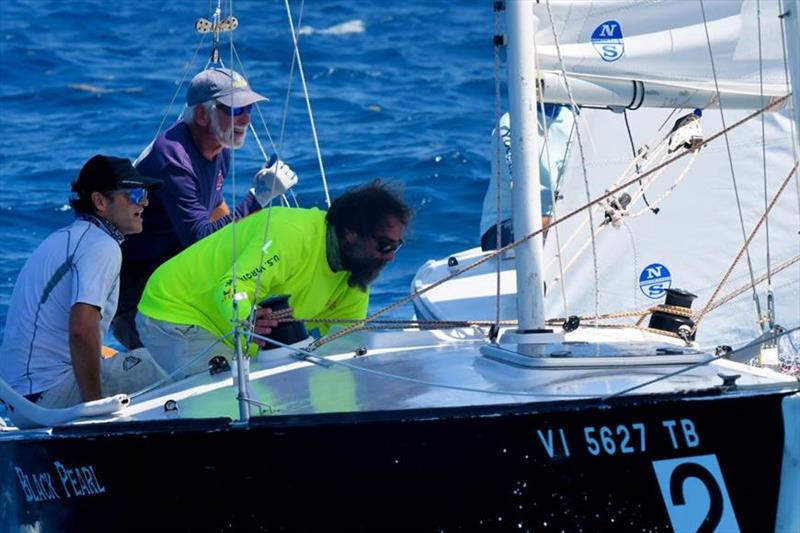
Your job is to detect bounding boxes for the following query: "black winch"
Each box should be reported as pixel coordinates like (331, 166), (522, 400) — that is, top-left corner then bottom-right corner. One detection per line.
(258, 294), (309, 350)
(648, 288), (698, 340)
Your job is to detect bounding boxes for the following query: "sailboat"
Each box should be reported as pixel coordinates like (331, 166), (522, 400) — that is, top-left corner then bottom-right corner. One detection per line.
(2, 1), (799, 531)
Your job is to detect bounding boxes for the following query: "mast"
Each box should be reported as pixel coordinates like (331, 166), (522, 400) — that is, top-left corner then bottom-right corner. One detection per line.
(504, 0), (547, 335)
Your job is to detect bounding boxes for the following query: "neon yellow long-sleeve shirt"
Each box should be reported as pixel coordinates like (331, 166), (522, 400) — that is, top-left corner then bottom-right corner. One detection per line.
(138, 207), (368, 350)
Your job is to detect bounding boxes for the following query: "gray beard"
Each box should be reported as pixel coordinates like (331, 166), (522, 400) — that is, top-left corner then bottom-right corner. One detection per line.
(210, 112), (246, 149)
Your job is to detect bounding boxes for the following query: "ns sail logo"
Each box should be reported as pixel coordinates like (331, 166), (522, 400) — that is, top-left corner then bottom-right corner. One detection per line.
(639, 263), (672, 300)
(591, 20), (625, 62)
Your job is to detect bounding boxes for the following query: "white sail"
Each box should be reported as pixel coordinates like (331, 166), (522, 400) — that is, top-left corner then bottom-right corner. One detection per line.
(415, 0), (798, 352)
(542, 106), (799, 349)
(533, 0), (791, 106)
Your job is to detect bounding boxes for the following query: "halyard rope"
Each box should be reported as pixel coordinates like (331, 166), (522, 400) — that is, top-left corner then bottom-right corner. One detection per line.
(692, 162), (799, 334)
(700, 0), (764, 328)
(544, 0), (600, 322)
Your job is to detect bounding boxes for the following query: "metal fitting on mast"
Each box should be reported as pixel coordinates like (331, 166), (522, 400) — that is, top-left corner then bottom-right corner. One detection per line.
(195, 5), (239, 65)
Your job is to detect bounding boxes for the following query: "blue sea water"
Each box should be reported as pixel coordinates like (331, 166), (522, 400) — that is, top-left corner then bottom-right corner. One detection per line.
(0, 0), (503, 338)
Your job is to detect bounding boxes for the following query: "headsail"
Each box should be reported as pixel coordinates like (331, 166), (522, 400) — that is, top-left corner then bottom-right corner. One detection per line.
(541, 107), (798, 349)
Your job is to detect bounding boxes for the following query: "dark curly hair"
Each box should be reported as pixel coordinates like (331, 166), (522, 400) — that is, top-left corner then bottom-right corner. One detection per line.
(326, 179), (412, 238)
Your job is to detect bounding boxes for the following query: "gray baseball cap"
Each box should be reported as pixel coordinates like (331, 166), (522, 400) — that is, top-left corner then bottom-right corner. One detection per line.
(186, 68), (267, 107)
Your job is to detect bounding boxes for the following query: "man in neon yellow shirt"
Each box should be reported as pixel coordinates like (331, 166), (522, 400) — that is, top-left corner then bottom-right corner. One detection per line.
(136, 180), (411, 378)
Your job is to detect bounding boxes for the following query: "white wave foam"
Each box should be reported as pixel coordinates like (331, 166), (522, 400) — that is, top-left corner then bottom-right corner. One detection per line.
(68, 83), (141, 94)
(298, 19), (365, 37)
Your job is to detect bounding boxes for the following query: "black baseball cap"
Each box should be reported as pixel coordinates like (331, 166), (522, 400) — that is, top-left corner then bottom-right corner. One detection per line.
(71, 155), (162, 195)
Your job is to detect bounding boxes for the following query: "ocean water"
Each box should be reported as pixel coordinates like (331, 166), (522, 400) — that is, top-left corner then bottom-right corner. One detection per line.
(0, 0), (502, 337)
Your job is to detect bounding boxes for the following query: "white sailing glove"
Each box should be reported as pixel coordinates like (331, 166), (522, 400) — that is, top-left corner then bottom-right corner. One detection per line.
(250, 159), (298, 207)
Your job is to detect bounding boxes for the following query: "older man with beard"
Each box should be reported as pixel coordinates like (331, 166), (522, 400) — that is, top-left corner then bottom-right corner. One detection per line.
(135, 180), (411, 379)
(113, 68), (298, 350)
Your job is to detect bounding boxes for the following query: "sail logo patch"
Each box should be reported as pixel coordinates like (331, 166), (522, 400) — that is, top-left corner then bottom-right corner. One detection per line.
(639, 263), (671, 299)
(652, 455), (740, 533)
(591, 20), (625, 62)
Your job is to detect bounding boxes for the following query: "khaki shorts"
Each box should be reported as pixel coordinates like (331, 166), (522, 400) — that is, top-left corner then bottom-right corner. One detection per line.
(36, 347), (166, 409)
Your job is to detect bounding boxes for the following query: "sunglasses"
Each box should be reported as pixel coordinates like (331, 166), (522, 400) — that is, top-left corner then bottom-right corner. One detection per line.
(213, 101), (253, 117)
(108, 187), (148, 205)
(373, 236), (404, 254)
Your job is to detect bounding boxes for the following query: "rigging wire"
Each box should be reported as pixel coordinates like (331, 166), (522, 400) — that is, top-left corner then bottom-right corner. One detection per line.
(757, 0), (773, 289)
(548, 108), (574, 316)
(622, 223), (640, 308)
(236, 0), (320, 349)
(283, 0), (331, 207)
(622, 110), (656, 212)
(492, 6), (503, 334)
(281, 252), (797, 335)
(222, 45), (282, 355)
(306, 94), (790, 351)
(229, 45), (280, 160)
(699, 0), (764, 332)
(537, 100), (570, 314)
(223, 0), (245, 370)
(604, 326), (800, 400)
(532, 5), (570, 317)
(693, 162), (799, 332)
(151, 34), (209, 145)
(129, 332), (236, 399)
(541, 121), (697, 298)
(778, 0), (800, 314)
(625, 151), (699, 218)
(243, 326), (800, 402)
(274, 0), (304, 209)
(757, 0), (776, 331)
(278, 0), (305, 153)
(544, 0), (600, 323)
(702, 253), (800, 316)
(249, 332), (603, 399)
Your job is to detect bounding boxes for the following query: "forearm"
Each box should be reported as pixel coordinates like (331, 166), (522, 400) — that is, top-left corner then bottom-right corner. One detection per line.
(209, 200), (230, 222)
(179, 192), (261, 244)
(69, 305), (103, 402)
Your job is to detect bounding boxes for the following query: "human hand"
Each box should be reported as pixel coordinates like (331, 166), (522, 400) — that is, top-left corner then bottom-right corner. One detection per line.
(251, 305), (293, 347)
(250, 158), (298, 207)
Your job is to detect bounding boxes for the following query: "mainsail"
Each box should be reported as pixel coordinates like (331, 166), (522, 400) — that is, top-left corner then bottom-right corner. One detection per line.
(534, 0), (791, 108)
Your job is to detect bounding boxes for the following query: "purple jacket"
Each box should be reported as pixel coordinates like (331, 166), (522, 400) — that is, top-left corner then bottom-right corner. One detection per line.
(122, 121), (261, 276)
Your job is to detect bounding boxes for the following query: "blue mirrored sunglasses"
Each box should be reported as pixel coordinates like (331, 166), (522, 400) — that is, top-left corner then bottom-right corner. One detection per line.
(109, 187), (148, 205)
(214, 101), (253, 117)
